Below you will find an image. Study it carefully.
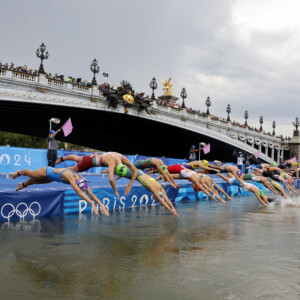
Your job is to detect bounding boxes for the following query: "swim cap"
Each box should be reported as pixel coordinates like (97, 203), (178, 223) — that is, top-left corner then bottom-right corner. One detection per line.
(236, 169), (242, 177)
(159, 165), (168, 174)
(192, 183), (201, 192)
(202, 160), (209, 167)
(76, 177), (89, 191)
(271, 162), (276, 166)
(258, 190), (264, 197)
(49, 130), (55, 134)
(191, 145), (196, 149)
(294, 162), (298, 166)
(115, 164), (127, 177)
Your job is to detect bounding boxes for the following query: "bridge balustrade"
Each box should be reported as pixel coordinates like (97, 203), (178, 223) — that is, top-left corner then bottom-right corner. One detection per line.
(12, 71), (37, 82)
(47, 78), (67, 88)
(71, 83), (91, 93)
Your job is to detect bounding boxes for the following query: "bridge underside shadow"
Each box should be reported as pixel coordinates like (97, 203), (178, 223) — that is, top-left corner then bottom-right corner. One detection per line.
(0, 100), (237, 161)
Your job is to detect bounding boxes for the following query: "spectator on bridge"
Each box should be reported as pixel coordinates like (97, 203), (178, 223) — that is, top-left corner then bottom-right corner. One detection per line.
(47, 128), (61, 167)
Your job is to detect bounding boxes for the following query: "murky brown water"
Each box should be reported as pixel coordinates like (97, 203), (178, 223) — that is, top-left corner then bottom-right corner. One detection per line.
(1, 196), (300, 299)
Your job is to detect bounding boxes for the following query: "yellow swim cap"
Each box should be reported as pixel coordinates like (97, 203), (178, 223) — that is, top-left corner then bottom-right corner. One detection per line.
(202, 160), (209, 167)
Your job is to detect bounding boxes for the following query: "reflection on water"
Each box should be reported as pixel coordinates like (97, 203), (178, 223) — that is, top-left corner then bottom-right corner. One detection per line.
(1, 196), (300, 299)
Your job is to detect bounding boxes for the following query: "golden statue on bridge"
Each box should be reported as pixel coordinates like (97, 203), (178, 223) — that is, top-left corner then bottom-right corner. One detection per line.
(161, 78), (174, 95)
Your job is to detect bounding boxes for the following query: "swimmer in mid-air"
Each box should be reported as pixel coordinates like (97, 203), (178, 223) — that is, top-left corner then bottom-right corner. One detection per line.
(242, 173), (279, 195)
(181, 160), (219, 173)
(219, 173), (273, 207)
(208, 161), (247, 189)
(133, 157), (180, 189)
(114, 164), (179, 217)
(12, 167), (109, 217)
(56, 152), (139, 199)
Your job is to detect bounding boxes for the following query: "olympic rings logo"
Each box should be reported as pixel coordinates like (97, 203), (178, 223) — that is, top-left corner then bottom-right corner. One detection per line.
(1, 202), (41, 220)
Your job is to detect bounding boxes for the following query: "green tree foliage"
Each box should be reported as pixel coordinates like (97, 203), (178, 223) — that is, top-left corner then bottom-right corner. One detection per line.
(0, 131), (82, 150)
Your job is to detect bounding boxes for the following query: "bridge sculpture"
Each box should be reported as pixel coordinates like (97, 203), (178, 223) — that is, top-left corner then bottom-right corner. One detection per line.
(0, 68), (289, 163)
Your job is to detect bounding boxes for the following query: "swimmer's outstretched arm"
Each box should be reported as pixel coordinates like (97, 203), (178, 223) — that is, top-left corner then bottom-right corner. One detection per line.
(86, 188), (109, 216)
(69, 180), (100, 216)
(212, 180), (233, 200)
(160, 188), (179, 217)
(156, 164), (179, 189)
(152, 189), (178, 217)
(122, 157), (139, 196)
(250, 187), (268, 207)
(108, 165), (120, 200)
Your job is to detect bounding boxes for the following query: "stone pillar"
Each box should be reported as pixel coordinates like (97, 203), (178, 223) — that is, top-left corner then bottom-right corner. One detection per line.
(289, 135), (300, 160)
(38, 73), (47, 84)
(271, 147), (274, 161)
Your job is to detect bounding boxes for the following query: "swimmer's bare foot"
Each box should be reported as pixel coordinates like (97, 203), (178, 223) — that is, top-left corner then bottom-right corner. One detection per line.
(12, 170), (21, 179)
(55, 156), (62, 164)
(16, 182), (24, 191)
(227, 196), (234, 200)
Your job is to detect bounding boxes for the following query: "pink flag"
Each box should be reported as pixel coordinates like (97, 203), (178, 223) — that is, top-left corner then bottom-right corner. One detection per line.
(290, 156), (297, 162)
(61, 118), (73, 137)
(254, 151), (260, 159)
(202, 143), (210, 155)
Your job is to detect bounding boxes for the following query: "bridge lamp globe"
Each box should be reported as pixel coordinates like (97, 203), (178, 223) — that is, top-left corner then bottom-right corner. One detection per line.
(272, 121), (276, 136)
(244, 110), (248, 126)
(90, 58), (100, 86)
(36, 42), (49, 74)
(293, 117), (300, 136)
(149, 77), (157, 100)
(205, 97), (211, 115)
(259, 116), (264, 131)
(180, 87), (187, 109)
(49, 118), (61, 131)
(226, 104), (231, 121)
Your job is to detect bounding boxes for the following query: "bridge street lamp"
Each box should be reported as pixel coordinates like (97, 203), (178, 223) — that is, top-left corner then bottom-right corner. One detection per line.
(90, 58), (100, 86)
(272, 121), (276, 136)
(36, 43), (49, 74)
(226, 104), (231, 121)
(180, 87), (187, 109)
(49, 118), (60, 131)
(149, 77), (157, 100)
(293, 117), (299, 136)
(205, 97), (211, 115)
(244, 110), (248, 126)
(259, 116), (264, 131)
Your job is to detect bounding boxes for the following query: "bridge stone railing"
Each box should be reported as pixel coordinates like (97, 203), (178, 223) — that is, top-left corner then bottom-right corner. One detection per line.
(0, 68), (289, 163)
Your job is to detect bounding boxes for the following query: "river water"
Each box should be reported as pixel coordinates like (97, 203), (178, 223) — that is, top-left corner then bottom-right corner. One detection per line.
(1, 196), (300, 299)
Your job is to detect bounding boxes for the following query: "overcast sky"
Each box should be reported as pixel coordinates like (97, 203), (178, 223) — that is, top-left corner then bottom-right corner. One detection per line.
(1, 0), (299, 137)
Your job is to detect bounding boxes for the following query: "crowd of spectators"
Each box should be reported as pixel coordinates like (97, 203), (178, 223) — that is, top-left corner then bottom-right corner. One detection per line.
(155, 98), (291, 138)
(0, 60), (93, 88)
(156, 99), (181, 109)
(0, 61), (38, 75)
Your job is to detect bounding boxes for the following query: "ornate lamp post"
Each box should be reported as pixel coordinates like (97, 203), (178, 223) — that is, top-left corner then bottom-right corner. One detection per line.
(272, 121), (276, 136)
(226, 104), (231, 121)
(259, 116), (264, 131)
(293, 117), (299, 136)
(180, 87), (187, 108)
(36, 43), (49, 74)
(244, 110), (248, 126)
(205, 96), (211, 115)
(90, 58), (100, 86)
(149, 77), (157, 100)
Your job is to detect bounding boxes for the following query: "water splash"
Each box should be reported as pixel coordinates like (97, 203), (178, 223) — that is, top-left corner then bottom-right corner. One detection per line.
(269, 194), (300, 207)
